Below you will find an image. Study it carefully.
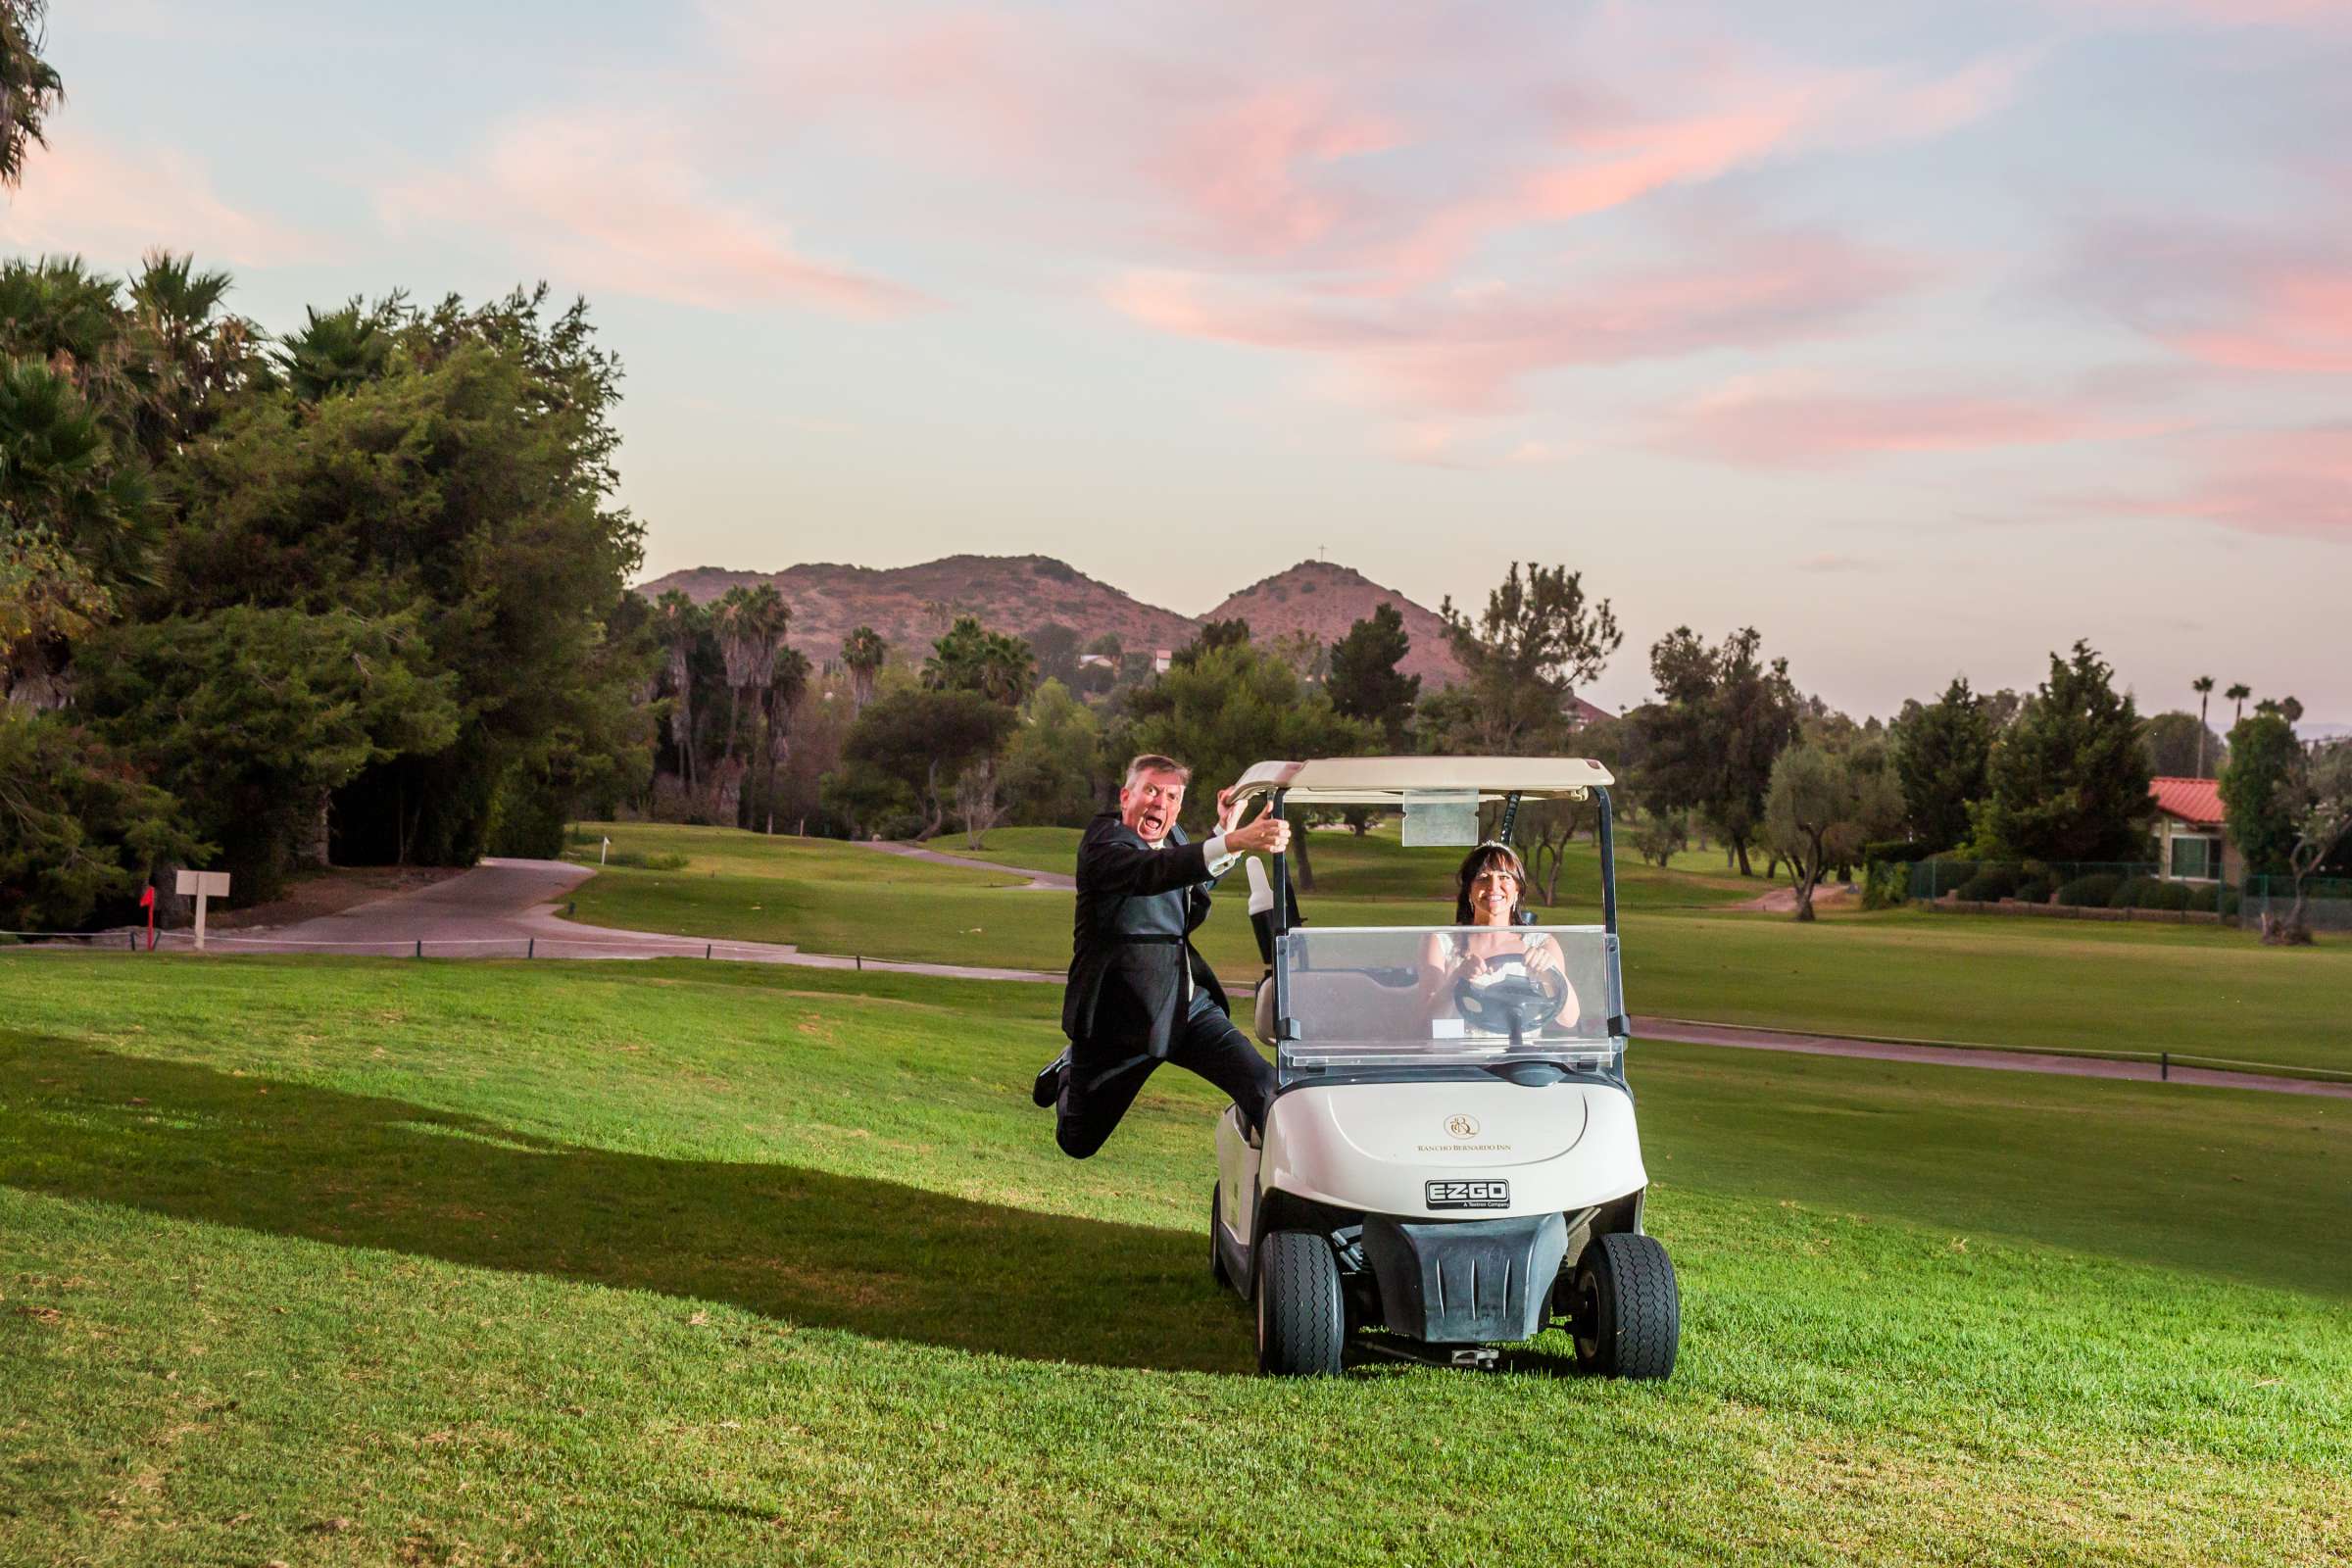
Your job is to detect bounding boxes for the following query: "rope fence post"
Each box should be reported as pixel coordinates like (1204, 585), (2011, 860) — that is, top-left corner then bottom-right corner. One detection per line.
(706, 943), (712, 959)
(2161, 1052), (2169, 1082)
(527, 937), (535, 959)
(415, 938), (422, 959)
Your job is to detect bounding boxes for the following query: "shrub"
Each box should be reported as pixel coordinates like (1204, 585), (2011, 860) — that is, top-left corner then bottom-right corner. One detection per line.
(1955, 866), (2020, 902)
(2011, 874), (2054, 904)
(2185, 884), (2219, 913)
(2139, 880), (2191, 912)
(2055, 872), (2123, 907)
(1861, 840), (1936, 867)
(2110, 876), (2161, 907)
(1861, 860), (1910, 910)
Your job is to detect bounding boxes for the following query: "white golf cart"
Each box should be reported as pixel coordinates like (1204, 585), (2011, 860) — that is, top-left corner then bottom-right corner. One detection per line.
(1211, 757), (1679, 1379)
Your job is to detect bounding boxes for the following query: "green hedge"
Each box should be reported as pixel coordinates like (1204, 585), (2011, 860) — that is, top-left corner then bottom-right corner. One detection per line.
(2012, 874), (2054, 905)
(2055, 872), (2124, 908)
(1956, 866), (2021, 902)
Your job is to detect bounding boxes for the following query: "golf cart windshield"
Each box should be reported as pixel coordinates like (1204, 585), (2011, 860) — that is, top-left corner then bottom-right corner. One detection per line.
(1274, 925), (1624, 1082)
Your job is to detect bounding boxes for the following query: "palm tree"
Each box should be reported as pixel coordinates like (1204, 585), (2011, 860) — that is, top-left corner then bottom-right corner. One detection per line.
(2192, 675), (2215, 776)
(2227, 683), (2251, 731)
(841, 625), (886, 712)
(710, 584), (790, 820)
(761, 648), (811, 833)
(743, 585), (790, 765)
(127, 250), (257, 447)
(0, 1), (63, 190)
(274, 301), (392, 402)
(977, 630), (1036, 707)
(710, 588), (755, 767)
(652, 591), (704, 801)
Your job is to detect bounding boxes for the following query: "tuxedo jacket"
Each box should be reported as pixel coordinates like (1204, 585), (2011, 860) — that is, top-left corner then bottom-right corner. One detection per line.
(1059, 810), (1233, 1055)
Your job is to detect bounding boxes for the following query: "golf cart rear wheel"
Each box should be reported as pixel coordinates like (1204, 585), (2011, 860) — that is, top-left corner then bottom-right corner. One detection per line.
(1210, 1184), (1231, 1287)
(1256, 1230), (1345, 1377)
(1570, 1233), (1679, 1381)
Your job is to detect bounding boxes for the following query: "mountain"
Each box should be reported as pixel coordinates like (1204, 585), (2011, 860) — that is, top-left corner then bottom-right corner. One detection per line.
(634, 554), (1200, 666)
(633, 553), (1470, 686)
(1203, 561), (1466, 687)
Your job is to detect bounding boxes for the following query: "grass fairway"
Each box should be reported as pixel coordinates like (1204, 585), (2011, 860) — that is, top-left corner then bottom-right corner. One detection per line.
(4, 955), (2349, 1564)
(563, 823), (2352, 1072)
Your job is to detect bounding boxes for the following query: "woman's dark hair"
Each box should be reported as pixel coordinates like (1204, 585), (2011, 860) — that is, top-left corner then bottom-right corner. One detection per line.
(1454, 841), (1528, 926)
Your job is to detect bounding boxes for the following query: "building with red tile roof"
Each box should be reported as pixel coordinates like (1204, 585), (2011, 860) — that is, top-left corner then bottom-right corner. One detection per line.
(2148, 776), (2234, 882)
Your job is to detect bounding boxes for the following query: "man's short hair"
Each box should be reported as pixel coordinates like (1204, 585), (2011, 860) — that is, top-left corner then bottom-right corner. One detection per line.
(1123, 754), (1191, 790)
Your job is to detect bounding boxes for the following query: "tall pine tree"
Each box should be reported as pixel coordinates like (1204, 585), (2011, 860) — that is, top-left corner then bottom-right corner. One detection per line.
(1976, 642), (2153, 861)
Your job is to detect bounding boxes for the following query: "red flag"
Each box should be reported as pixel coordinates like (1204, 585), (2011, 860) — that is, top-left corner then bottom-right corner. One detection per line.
(140, 886), (155, 909)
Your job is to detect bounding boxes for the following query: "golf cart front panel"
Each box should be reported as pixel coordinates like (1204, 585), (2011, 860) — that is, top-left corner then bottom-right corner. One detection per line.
(1262, 1077), (1645, 1219)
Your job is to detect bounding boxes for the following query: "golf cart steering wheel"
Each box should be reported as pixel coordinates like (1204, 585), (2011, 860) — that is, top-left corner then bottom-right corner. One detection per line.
(1452, 959), (1569, 1041)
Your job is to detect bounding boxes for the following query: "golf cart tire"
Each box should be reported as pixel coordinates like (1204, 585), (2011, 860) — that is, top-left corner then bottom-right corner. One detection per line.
(1572, 1233), (1679, 1381)
(1210, 1184), (1231, 1288)
(1256, 1230), (1345, 1377)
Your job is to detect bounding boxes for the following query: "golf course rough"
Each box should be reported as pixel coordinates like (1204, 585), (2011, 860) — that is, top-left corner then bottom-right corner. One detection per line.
(2, 952), (2347, 1565)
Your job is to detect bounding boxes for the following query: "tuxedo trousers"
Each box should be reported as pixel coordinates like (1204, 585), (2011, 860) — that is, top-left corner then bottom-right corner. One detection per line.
(1055, 994), (1275, 1160)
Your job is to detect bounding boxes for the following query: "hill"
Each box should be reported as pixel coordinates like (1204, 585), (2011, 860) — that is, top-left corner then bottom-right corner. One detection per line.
(1203, 560), (1465, 686)
(636, 554), (1470, 684)
(636, 555), (1201, 666)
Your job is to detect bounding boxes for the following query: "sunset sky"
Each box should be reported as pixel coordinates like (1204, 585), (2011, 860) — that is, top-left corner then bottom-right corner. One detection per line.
(9, 0), (2347, 723)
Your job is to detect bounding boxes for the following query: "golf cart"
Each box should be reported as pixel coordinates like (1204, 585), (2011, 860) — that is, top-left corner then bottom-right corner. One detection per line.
(1211, 757), (1678, 1379)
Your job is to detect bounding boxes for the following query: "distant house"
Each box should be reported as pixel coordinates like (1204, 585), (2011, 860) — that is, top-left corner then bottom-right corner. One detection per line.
(1075, 653), (1115, 670)
(2149, 776), (2237, 883)
(1566, 696), (1617, 729)
(1153, 648), (1173, 674)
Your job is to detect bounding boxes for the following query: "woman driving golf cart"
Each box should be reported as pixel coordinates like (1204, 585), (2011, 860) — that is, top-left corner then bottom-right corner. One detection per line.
(1418, 841), (1580, 1034)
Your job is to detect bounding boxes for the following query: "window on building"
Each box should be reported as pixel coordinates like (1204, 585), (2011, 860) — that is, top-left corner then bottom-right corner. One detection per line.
(2170, 835), (2218, 880)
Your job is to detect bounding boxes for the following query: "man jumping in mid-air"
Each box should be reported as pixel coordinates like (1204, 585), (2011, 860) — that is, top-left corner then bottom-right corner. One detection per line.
(1032, 753), (1289, 1157)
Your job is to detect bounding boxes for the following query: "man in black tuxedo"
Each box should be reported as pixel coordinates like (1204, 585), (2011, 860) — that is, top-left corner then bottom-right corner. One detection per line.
(1032, 754), (1290, 1158)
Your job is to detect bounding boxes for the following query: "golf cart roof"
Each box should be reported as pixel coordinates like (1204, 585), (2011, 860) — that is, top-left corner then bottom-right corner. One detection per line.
(1229, 756), (1614, 808)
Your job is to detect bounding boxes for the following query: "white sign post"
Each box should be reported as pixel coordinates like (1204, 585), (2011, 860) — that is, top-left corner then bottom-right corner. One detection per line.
(174, 869), (231, 951)
(601, 836), (611, 864)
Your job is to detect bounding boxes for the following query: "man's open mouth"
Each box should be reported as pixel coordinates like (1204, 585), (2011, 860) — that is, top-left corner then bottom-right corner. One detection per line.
(1143, 815), (1165, 836)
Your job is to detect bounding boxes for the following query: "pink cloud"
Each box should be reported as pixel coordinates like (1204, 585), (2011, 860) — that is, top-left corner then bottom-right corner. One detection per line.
(2169, 427), (2351, 540)
(2166, 268), (2352, 371)
(710, 3), (2021, 295)
(378, 111), (923, 318)
(3, 132), (324, 268)
(1108, 222), (1921, 413)
(2077, 426), (2351, 541)
(1657, 375), (2156, 466)
(2070, 219), (2352, 373)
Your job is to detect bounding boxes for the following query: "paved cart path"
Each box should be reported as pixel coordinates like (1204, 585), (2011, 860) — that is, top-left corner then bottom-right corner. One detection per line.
(48, 858), (2347, 1101)
(146, 858), (1058, 983)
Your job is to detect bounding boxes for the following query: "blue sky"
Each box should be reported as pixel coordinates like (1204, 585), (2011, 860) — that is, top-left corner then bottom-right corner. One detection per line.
(7, 0), (2347, 722)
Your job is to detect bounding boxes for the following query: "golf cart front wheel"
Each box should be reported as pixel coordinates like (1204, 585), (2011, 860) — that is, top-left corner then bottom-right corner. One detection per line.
(1256, 1230), (1345, 1377)
(1570, 1233), (1679, 1380)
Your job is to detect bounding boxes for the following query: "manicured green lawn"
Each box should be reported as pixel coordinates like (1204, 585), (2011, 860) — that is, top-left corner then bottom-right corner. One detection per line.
(2, 954), (2347, 1564)
(563, 824), (2352, 1073)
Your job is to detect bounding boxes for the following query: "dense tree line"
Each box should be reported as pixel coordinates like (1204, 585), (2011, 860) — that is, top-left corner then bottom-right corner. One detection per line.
(1, 252), (655, 927)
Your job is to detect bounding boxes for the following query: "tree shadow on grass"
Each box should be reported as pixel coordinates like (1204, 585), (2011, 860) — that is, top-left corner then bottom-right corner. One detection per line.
(0, 1037), (1247, 1374)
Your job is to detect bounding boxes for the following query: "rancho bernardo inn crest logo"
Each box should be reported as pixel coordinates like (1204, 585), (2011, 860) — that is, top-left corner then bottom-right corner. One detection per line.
(1420, 1112), (1510, 1153)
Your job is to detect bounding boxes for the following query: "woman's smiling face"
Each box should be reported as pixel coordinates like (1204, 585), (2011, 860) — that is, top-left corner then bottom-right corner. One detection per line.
(1470, 861), (1519, 924)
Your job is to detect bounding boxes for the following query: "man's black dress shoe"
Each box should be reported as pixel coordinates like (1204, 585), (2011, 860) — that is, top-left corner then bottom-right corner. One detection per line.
(1031, 1051), (1068, 1108)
